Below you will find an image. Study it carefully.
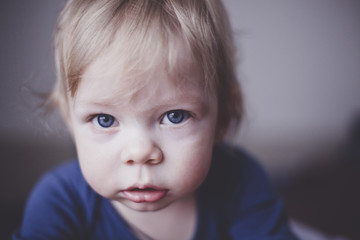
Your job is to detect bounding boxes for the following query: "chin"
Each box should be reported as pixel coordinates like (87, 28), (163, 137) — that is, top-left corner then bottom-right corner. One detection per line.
(121, 199), (173, 212)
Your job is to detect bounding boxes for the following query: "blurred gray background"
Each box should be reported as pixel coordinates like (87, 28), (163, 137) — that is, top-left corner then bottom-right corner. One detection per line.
(1, 0), (360, 239)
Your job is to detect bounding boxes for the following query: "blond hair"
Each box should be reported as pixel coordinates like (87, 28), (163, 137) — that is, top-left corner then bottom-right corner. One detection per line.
(52, 0), (243, 139)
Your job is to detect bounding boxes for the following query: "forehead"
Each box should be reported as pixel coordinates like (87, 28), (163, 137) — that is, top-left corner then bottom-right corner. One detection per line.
(80, 35), (203, 91)
(73, 37), (207, 105)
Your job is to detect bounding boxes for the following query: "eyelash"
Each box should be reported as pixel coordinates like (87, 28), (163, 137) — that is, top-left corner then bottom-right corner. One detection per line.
(88, 110), (192, 129)
(89, 114), (118, 128)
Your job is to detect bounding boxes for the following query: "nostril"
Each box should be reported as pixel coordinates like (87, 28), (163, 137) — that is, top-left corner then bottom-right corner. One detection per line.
(126, 160), (135, 165)
(121, 146), (163, 165)
(147, 159), (155, 165)
(147, 157), (162, 165)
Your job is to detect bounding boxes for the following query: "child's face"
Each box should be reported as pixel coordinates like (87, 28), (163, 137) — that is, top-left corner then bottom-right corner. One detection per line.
(67, 44), (218, 212)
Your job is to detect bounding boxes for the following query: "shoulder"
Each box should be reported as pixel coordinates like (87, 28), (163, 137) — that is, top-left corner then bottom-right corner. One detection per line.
(201, 143), (274, 200)
(198, 144), (298, 239)
(13, 160), (100, 240)
(30, 160), (93, 210)
(39, 160), (83, 190)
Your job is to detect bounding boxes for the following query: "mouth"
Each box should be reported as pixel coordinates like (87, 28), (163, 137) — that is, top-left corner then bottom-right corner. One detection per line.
(121, 186), (168, 203)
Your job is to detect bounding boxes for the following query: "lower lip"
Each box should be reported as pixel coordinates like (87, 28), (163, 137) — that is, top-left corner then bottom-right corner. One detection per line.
(121, 189), (168, 203)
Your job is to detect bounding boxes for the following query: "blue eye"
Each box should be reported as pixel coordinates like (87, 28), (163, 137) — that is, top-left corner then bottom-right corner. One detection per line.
(95, 114), (115, 128)
(162, 110), (189, 124)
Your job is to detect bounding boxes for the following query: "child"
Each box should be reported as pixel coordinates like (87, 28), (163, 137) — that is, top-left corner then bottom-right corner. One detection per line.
(14, 0), (298, 239)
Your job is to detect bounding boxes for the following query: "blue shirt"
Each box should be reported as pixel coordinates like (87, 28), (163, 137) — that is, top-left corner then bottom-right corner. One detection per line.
(13, 145), (297, 239)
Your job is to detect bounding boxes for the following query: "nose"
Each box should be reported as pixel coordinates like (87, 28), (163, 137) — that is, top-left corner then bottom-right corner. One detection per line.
(121, 133), (163, 166)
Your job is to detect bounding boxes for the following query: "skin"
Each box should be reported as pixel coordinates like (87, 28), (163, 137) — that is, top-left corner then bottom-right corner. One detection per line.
(66, 42), (219, 239)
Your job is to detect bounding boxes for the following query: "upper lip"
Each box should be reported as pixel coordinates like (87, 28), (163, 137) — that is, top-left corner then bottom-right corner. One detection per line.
(124, 184), (166, 191)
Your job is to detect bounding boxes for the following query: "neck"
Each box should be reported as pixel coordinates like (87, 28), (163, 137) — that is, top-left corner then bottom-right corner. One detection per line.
(111, 193), (197, 240)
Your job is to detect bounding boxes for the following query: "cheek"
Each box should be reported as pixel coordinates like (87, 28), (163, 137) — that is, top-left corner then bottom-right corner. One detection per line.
(164, 134), (214, 193)
(176, 148), (212, 194)
(166, 114), (217, 191)
(73, 132), (118, 197)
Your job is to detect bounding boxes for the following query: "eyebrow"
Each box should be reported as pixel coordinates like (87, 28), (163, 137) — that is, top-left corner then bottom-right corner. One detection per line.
(73, 93), (207, 113)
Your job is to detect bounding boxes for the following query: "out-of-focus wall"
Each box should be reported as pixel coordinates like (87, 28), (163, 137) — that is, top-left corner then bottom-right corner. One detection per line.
(224, 0), (360, 179)
(0, 1), (65, 134)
